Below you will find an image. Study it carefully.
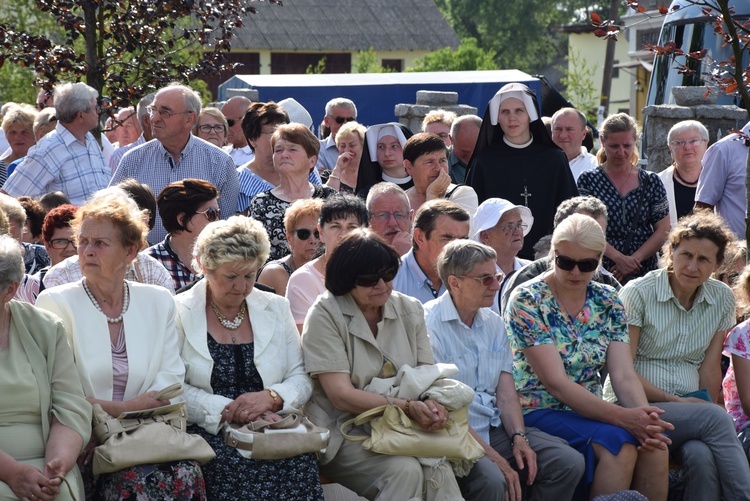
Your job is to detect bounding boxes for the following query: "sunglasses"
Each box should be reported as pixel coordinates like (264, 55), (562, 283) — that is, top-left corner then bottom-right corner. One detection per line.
(226, 118), (241, 127)
(330, 116), (355, 125)
(555, 254), (599, 273)
(355, 266), (398, 287)
(293, 228), (319, 240)
(196, 207), (220, 222)
(458, 273), (502, 286)
(49, 238), (77, 250)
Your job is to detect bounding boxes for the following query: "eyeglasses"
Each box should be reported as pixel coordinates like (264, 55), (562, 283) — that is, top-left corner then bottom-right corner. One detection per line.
(369, 211), (410, 222)
(48, 238), (77, 250)
(354, 266), (398, 287)
(555, 254), (599, 273)
(457, 273), (502, 286)
(195, 207), (220, 222)
(494, 222), (528, 234)
(671, 138), (706, 148)
(329, 115), (356, 125)
(293, 228), (319, 240)
(146, 106), (193, 119)
(199, 124), (226, 134)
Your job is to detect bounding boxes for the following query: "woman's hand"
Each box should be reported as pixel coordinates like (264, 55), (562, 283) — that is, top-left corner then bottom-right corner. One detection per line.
(610, 252), (641, 281)
(409, 399), (448, 431)
(224, 391), (275, 423)
(618, 407), (673, 450)
(8, 463), (60, 501)
(126, 391), (171, 411)
(77, 435), (98, 469)
(333, 151), (356, 176)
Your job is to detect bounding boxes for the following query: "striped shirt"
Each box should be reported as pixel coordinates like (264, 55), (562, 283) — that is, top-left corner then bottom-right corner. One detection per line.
(236, 166), (322, 213)
(424, 291), (512, 443)
(618, 268), (735, 397)
(3, 122), (109, 204)
(111, 135), (239, 243)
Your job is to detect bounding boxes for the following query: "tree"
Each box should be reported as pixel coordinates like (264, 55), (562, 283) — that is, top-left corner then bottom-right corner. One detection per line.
(408, 38), (497, 72)
(352, 47), (392, 74)
(0, 0), (280, 109)
(557, 48), (599, 122)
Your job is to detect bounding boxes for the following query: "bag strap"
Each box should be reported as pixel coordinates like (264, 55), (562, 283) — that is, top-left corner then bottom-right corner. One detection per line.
(153, 383), (183, 401)
(55, 474), (77, 501)
(622, 171), (649, 255)
(340, 405), (389, 441)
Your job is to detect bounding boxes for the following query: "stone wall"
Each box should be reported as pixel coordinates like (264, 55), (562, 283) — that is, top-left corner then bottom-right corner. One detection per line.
(394, 91), (478, 132)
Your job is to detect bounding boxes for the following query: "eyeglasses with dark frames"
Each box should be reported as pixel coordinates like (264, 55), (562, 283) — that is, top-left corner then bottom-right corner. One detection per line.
(199, 124), (226, 134)
(554, 253), (599, 273)
(195, 207), (220, 222)
(293, 228), (320, 241)
(48, 238), (77, 250)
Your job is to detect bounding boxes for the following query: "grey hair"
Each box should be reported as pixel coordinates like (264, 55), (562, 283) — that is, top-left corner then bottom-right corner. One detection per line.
(54, 82), (98, 123)
(450, 114), (482, 139)
(193, 215), (270, 272)
(33, 108), (57, 138)
(553, 196), (608, 228)
(437, 240), (497, 292)
(551, 107), (586, 129)
(136, 93), (156, 125)
(667, 120), (709, 145)
(0, 193), (26, 226)
(158, 83), (202, 115)
(0, 235), (24, 289)
(365, 182), (411, 210)
(324, 98), (357, 118)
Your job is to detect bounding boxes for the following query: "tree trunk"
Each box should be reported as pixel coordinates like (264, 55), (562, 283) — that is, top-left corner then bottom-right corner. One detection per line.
(599, 0), (619, 116)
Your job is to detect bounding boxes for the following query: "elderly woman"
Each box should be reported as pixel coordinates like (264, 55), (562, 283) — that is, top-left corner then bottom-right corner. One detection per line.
(302, 229), (467, 500)
(248, 123), (336, 262)
(176, 216), (322, 500)
(18, 196), (46, 245)
(425, 239), (584, 501)
(286, 196), (369, 331)
(578, 113), (670, 283)
(35, 189), (205, 500)
(325, 121), (366, 194)
(193, 107), (228, 148)
(0, 235), (91, 501)
(0, 194), (49, 275)
(505, 214), (672, 500)
(146, 179), (219, 290)
(658, 120), (709, 227)
(605, 211), (750, 500)
(257, 198), (323, 297)
(0, 105), (37, 185)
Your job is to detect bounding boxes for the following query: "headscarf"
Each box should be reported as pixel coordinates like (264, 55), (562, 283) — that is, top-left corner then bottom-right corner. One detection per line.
(355, 122), (413, 197)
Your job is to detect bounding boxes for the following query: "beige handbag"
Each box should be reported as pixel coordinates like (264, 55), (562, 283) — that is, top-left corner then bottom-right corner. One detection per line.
(341, 404), (484, 462)
(91, 384), (216, 475)
(222, 411), (330, 460)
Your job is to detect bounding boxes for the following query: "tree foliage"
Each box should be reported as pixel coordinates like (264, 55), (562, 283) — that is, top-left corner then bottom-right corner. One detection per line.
(435, 0), (611, 73)
(0, 0), (281, 109)
(353, 47), (393, 74)
(408, 38), (496, 72)
(557, 48), (598, 122)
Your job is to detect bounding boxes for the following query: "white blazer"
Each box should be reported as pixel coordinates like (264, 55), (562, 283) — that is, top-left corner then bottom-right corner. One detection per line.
(175, 279), (312, 435)
(36, 281), (185, 402)
(658, 166), (678, 227)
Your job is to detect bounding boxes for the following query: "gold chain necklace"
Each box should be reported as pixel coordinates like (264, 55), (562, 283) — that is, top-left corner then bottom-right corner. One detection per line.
(210, 301), (247, 334)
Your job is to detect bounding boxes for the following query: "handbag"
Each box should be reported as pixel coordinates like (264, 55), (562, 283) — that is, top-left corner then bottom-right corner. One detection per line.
(340, 404), (484, 463)
(91, 384), (216, 475)
(222, 411), (330, 460)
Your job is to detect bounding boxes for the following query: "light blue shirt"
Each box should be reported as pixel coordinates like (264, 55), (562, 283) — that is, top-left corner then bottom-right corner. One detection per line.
(393, 249), (445, 304)
(424, 291), (513, 443)
(315, 135), (339, 172)
(236, 166), (322, 214)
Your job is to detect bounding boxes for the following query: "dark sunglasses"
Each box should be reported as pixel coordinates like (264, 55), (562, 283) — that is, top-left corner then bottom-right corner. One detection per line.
(196, 207), (220, 222)
(331, 116), (355, 125)
(555, 254), (599, 273)
(226, 118), (237, 127)
(293, 228), (319, 240)
(355, 266), (398, 287)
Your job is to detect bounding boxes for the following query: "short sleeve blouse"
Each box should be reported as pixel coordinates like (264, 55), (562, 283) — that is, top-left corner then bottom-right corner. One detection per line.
(723, 319), (750, 432)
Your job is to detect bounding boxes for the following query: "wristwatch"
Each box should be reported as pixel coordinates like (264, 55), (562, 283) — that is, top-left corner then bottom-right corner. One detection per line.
(510, 431), (529, 445)
(266, 388), (279, 407)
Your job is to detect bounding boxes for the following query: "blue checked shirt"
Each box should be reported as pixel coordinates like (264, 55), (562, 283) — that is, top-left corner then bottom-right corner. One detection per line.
(3, 123), (110, 204)
(424, 291), (513, 443)
(109, 134), (146, 173)
(146, 236), (197, 290)
(111, 135), (239, 243)
(236, 165), (322, 213)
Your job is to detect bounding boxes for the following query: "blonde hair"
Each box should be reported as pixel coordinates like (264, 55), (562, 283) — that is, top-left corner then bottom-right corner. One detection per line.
(334, 121), (366, 149)
(1, 104), (37, 134)
(193, 215), (270, 272)
(72, 187), (148, 254)
(596, 112), (640, 165)
(551, 213), (605, 262)
(422, 109), (457, 131)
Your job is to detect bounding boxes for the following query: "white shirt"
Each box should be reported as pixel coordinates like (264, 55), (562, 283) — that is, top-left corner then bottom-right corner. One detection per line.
(568, 147), (599, 182)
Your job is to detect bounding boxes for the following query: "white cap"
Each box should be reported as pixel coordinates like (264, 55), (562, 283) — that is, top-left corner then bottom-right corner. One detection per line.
(278, 98), (313, 130)
(365, 123), (408, 162)
(487, 83), (539, 126)
(472, 198), (534, 242)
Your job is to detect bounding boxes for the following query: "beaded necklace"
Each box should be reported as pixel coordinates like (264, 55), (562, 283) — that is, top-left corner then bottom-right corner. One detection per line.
(83, 279), (129, 323)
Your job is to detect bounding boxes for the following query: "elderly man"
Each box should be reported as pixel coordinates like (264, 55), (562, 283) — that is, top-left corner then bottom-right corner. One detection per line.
(551, 107), (597, 182)
(3, 82), (109, 204)
(221, 95), (254, 167)
(111, 83), (239, 243)
(424, 240), (585, 501)
(108, 93), (155, 173)
(404, 132), (478, 217)
(393, 199), (469, 303)
(114, 107), (142, 148)
(366, 181), (413, 255)
(315, 97), (357, 172)
(448, 114), (481, 184)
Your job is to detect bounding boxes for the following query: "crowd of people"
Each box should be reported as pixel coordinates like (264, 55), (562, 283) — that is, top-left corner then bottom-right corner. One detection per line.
(0, 78), (749, 501)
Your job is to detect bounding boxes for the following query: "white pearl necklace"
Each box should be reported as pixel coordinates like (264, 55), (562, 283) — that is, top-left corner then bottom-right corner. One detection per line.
(210, 301), (246, 331)
(83, 279), (129, 324)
